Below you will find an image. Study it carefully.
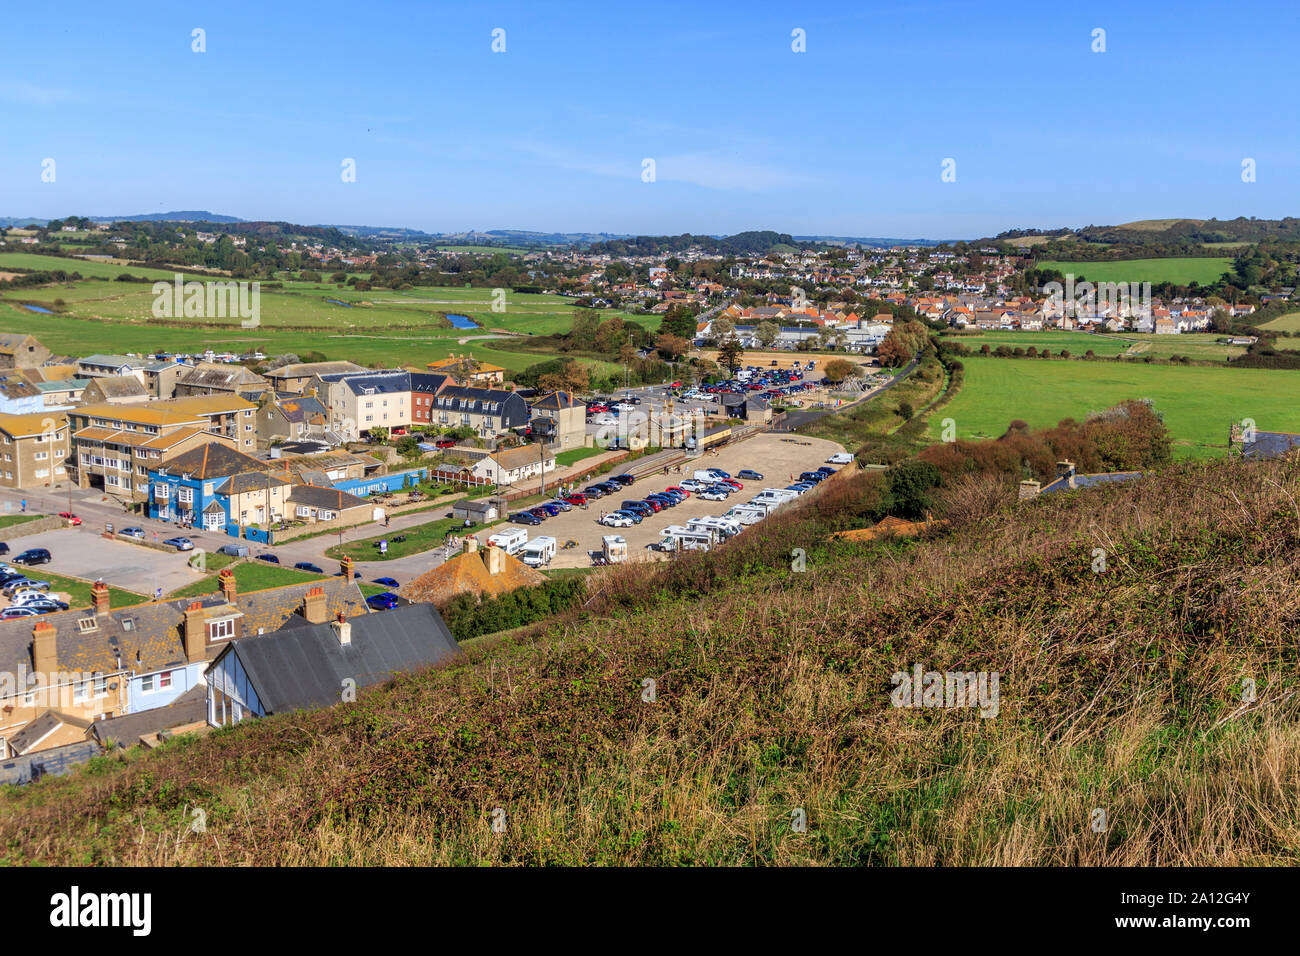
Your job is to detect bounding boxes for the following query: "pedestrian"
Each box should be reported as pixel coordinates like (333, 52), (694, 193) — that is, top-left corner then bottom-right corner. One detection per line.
(20, 499), (25, 513)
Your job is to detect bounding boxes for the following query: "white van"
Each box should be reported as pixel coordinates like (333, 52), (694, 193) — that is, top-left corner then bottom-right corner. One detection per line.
(688, 516), (742, 539)
(486, 526), (528, 555)
(693, 469), (724, 483)
(521, 535), (557, 567)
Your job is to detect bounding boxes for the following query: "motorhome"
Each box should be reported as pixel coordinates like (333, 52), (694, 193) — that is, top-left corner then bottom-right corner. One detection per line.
(688, 516), (742, 540)
(521, 535), (557, 567)
(656, 525), (713, 552)
(754, 488), (799, 504)
(724, 505), (767, 525)
(486, 526), (529, 555)
(602, 534), (628, 564)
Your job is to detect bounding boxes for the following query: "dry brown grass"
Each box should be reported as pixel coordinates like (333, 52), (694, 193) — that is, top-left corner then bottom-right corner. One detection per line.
(2, 455), (1299, 865)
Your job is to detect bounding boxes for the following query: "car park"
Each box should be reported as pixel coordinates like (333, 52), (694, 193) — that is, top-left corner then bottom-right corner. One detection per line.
(255, 552), (280, 564)
(12, 548), (51, 566)
(372, 576), (400, 588)
(366, 592), (400, 611)
(295, 562), (324, 574)
(120, 527), (145, 540)
(163, 537), (194, 551)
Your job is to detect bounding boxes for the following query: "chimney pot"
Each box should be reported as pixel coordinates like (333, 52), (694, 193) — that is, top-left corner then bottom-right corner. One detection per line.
(331, 617), (352, 646)
(91, 579), (111, 615)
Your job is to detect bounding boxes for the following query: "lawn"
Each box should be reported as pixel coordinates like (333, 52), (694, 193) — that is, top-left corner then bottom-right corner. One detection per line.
(0, 513), (43, 530)
(325, 505), (500, 562)
(1036, 257), (1233, 286)
(555, 446), (606, 467)
(21, 570), (144, 611)
(167, 559), (327, 599)
(932, 356), (1300, 457)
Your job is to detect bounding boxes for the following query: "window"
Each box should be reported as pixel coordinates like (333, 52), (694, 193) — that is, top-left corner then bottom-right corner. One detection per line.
(209, 618), (235, 640)
(33, 451), (47, 461)
(154, 484), (170, 499)
(140, 674), (154, 692)
(158, 671), (173, 690)
(178, 486), (194, 504)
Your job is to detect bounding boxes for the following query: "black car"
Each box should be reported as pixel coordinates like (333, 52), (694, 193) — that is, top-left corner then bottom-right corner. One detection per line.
(798, 471), (827, 484)
(610, 474), (636, 486)
(12, 548), (51, 566)
(294, 562), (324, 574)
(511, 511), (543, 526)
(255, 552), (280, 564)
(0, 543), (8, 555)
(816, 466), (835, 476)
(645, 493), (676, 508)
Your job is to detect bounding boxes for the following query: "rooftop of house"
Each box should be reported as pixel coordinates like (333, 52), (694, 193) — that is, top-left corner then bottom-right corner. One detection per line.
(159, 442), (277, 480)
(177, 362), (268, 389)
(211, 602), (460, 715)
(401, 542), (546, 606)
(86, 375), (148, 399)
(0, 411), (67, 438)
(264, 360), (367, 380)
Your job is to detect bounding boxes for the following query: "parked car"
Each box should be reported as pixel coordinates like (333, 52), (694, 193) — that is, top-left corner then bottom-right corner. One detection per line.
(4, 579), (50, 597)
(434, 438), (457, 449)
(58, 512), (82, 526)
(549, 498), (573, 512)
(563, 493), (589, 506)
(827, 452), (854, 464)
(639, 498), (663, 513)
(737, 469), (763, 481)
(582, 485), (608, 499)
(613, 509), (643, 524)
(163, 537), (194, 551)
(511, 511), (543, 526)
(0, 543), (7, 555)
(217, 543), (250, 557)
(679, 479), (708, 492)
(0, 607), (37, 619)
(120, 527), (145, 540)
(816, 466), (836, 476)
(12, 548), (51, 566)
(535, 503), (562, 517)
(593, 415), (618, 426)
(528, 507), (551, 521)
(600, 512), (635, 528)
(798, 471), (827, 484)
(609, 474), (636, 486)
(372, 576), (400, 588)
(19, 599), (67, 614)
(366, 592), (400, 611)
(699, 488), (729, 502)
(294, 562), (324, 574)
(720, 479), (743, 490)
(645, 493), (676, 508)
(622, 501), (653, 518)
(337, 569), (361, 579)
(665, 486), (690, 498)
(255, 552), (280, 564)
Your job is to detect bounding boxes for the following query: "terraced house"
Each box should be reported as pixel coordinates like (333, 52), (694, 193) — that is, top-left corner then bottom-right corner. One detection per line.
(69, 395), (256, 500)
(0, 411), (69, 489)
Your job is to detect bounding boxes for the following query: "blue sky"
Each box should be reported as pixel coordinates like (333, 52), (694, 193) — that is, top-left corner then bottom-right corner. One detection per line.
(3, 0), (1297, 238)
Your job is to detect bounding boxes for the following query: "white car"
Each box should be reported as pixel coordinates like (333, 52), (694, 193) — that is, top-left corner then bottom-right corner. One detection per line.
(826, 452), (854, 465)
(679, 479), (708, 492)
(600, 512), (635, 528)
(593, 415), (618, 426)
(698, 489), (729, 501)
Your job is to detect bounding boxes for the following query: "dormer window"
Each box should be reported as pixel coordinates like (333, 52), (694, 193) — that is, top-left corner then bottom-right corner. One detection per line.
(76, 617), (98, 633)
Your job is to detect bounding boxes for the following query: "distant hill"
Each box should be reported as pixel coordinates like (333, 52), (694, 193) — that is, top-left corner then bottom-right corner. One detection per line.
(87, 210), (245, 224)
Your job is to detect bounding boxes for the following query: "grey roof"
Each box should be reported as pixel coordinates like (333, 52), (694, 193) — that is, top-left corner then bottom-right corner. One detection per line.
(1041, 471), (1144, 494)
(90, 684), (208, 747)
(287, 484), (368, 510)
(215, 603), (460, 714)
(1243, 431), (1300, 461)
(8, 710), (74, 754)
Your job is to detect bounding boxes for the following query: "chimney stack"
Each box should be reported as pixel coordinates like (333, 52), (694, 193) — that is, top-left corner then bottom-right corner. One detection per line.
(1018, 479), (1041, 500)
(340, 555), (355, 580)
(32, 619), (57, 678)
(303, 586), (328, 624)
(331, 612), (352, 646)
(464, 535), (478, 554)
(183, 601), (207, 662)
(91, 579), (110, 615)
(485, 543), (505, 576)
(219, 567), (237, 603)
(1056, 461), (1076, 489)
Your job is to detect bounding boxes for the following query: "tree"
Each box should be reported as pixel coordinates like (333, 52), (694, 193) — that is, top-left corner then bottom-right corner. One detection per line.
(822, 358), (856, 383)
(755, 320), (779, 347)
(717, 336), (744, 376)
(655, 333), (691, 361)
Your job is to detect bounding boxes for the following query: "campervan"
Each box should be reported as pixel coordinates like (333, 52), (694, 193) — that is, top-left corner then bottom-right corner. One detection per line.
(486, 526), (529, 555)
(521, 535), (557, 567)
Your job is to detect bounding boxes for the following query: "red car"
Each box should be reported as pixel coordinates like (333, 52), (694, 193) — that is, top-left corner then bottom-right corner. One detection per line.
(721, 479), (743, 491)
(642, 498), (663, 513)
(564, 493), (589, 506)
(58, 512), (82, 526)
(434, 438), (456, 449)
(665, 486), (689, 498)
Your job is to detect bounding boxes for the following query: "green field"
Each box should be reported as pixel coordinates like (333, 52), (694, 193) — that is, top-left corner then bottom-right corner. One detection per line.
(942, 329), (1246, 361)
(931, 356), (1300, 457)
(554, 446), (606, 467)
(0, 254), (651, 374)
(1037, 257), (1233, 286)
(1258, 311), (1300, 333)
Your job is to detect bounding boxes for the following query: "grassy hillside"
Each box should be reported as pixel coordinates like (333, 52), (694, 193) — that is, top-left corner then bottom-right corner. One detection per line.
(1036, 257), (1232, 286)
(1, 453), (1298, 865)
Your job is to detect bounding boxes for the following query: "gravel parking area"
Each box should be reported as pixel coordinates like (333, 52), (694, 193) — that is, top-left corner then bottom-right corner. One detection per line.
(536, 432), (845, 568)
(2, 527), (208, 597)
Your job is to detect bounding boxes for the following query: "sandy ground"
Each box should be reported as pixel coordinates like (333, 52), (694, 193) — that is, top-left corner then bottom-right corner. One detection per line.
(537, 431), (845, 568)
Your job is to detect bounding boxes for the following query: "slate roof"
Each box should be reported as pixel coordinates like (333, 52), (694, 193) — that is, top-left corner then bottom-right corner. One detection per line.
(1243, 431), (1300, 461)
(85, 375), (148, 399)
(531, 390), (583, 411)
(1040, 471), (1144, 494)
(0, 578), (369, 681)
(287, 484), (368, 511)
(9, 709), (89, 755)
(264, 361), (366, 380)
(90, 684), (208, 748)
(212, 602), (460, 714)
(274, 395), (327, 423)
(162, 443), (275, 480)
(177, 362), (267, 390)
